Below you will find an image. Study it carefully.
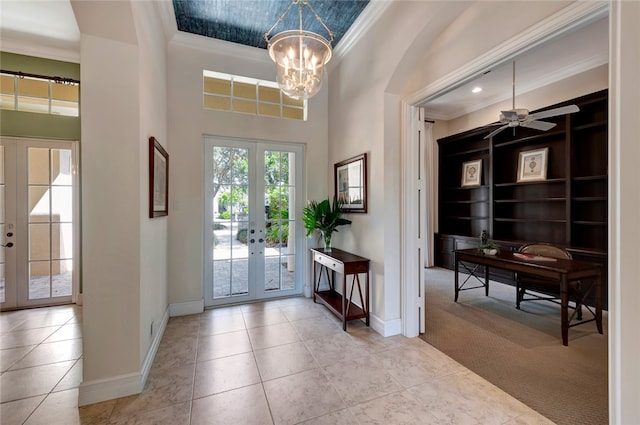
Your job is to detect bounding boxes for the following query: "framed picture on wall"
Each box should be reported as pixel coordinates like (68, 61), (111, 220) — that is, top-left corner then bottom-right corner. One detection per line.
(149, 137), (169, 218)
(334, 153), (367, 213)
(517, 147), (548, 182)
(461, 159), (482, 187)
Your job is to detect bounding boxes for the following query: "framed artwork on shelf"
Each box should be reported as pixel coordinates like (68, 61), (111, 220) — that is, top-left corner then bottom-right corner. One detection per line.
(149, 136), (169, 218)
(461, 159), (482, 187)
(517, 147), (548, 182)
(335, 153), (367, 213)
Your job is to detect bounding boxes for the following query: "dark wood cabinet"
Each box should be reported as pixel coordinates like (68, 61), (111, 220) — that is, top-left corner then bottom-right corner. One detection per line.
(435, 90), (608, 308)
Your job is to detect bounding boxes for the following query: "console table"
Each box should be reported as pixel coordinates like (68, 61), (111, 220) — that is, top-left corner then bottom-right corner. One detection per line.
(311, 248), (370, 331)
(454, 248), (603, 346)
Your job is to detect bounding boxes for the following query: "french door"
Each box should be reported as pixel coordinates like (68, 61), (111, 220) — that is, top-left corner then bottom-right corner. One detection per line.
(0, 137), (79, 310)
(203, 137), (305, 307)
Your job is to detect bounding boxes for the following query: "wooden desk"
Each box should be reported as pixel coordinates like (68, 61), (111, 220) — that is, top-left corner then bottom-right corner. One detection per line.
(311, 248), (370, 331)
(454, 248), (603, 346)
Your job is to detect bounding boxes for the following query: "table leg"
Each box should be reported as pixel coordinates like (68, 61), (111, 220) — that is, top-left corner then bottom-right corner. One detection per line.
(454, 253), (460, 302)
(312, 260), (317, 303)
(596, 269), (603, 334)
(365, 271), (370, 326)
(484, 265), (490, 296)
(561, 275), (569, 346)
(342, 273), (347, 331)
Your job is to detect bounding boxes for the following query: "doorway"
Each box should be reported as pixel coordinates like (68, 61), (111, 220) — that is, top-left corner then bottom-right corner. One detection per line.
(1, 137), (79, 310)
(203, 136), (305, 307)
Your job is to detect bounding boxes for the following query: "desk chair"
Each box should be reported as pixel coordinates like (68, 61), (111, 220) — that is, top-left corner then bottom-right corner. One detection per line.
(515, 243), (583, 320)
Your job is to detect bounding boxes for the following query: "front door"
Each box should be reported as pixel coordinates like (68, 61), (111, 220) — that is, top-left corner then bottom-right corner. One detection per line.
(1, 137), (78, 310)
(203, 137), (304, 307)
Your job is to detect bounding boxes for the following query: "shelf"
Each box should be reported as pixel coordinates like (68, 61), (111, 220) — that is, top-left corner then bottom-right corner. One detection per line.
(494, 218), (566, 223)
(573, 197), (607, 202)
(446, 216), (490, 220)
(444, 200), (489, 204)
(442, 146), (489, 158)
(573, 175), (607, 182)
(494, 178), (566, 187)
(315, 290), (366, 321)
(573, 121), (607, 131)
(495, 197), (565, 203)
(437, 89), (608, 257)
(493, 130), (565, 148)
(443, 185), (489, 191)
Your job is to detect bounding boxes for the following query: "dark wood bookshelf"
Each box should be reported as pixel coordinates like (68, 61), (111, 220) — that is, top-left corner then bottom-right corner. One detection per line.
(436, 89), (608, 309)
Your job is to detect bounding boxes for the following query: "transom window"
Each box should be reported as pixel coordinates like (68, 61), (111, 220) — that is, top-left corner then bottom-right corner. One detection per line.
(0, 71), (79, 117)
(203, 70), (306, 121)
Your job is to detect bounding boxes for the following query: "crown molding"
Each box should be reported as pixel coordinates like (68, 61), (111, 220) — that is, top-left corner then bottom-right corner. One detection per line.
(0, 36), (80, 63)
(329, 0), (391, 69)
(156, 0), (178, 42)
(170, 31), (271, 63)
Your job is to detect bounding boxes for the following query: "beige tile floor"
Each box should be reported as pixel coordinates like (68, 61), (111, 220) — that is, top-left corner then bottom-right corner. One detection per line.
(0, 297), (555, 425)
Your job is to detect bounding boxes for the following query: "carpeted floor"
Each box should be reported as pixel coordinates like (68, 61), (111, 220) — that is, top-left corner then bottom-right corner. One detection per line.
(421, 267), (608, 425)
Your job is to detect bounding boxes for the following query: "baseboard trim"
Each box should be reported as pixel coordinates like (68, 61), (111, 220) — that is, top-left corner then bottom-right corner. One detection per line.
(78, 307), (170, 406)
(169, 299), (204, 317)
(78, 371), (143, 407)
(370, 314), (402, 337)
(140, 307), (169, 387)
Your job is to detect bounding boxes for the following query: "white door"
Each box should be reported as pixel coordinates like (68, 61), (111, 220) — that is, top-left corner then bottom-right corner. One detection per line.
(203, 137), (305, 307)
(0, 137), (78, 310)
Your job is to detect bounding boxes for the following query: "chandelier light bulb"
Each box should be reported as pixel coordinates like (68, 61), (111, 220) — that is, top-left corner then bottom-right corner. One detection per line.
(264, 0), (334, 100)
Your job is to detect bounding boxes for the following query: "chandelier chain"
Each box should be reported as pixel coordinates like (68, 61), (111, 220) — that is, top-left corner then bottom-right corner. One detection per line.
(263, 0), (334, 44)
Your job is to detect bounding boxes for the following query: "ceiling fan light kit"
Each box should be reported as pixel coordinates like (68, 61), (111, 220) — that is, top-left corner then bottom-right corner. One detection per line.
(264, 0), (335, 100)
(484, 62), (580, 139)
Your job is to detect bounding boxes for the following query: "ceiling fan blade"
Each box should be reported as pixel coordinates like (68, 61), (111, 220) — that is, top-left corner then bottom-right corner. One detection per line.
(529, 104), (580, 121)
(501, 110), (519, 121)
(521, 120), (556, 131)
(484, 124), (509, 139)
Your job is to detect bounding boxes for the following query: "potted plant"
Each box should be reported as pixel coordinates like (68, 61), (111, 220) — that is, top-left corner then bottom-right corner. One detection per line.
(478, 230), (499, 255)
(302, 196), (352, 252)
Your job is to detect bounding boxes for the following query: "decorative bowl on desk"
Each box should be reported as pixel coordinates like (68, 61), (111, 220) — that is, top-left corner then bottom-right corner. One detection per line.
(482, 248), (498, 255)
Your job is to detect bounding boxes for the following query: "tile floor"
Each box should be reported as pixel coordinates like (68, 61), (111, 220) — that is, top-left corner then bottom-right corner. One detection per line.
(1, 297), (555, 424)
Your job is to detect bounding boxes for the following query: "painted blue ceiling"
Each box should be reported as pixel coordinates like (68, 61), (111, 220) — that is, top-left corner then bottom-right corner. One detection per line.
(172, 0), (370, 49)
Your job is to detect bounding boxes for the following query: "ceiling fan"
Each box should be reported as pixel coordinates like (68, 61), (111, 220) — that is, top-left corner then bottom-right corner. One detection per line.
(483, 62), (580, 139)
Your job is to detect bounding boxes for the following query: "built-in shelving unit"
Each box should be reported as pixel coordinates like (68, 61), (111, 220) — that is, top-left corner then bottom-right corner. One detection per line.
(435, 89), (608, 308)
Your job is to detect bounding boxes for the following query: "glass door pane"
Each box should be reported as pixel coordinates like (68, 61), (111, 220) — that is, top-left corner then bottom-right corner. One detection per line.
(204, 138), (304, 307)
(0, 145), (5, 304)
(211, 146), (250, 300)
(1, 138), (76, 310)
(27, 147), (73, 300)
(263, 150), (296, 293)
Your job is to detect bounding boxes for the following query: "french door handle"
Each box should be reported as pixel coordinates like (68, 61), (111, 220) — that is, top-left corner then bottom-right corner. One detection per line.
(1, 242), (13, 248)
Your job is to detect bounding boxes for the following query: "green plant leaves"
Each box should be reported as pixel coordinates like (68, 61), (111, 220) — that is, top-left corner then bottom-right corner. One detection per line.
(302, 196), (352, 238)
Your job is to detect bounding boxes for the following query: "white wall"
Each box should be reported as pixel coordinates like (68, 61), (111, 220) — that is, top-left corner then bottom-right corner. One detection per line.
(328, 1), (472, 335)
(74, 0), (169, 405)
(79, 33), (141, 381)
(166, 37), (329, 308)
(132, 0), (169, 364)
(609, 2), (640, 423)
(328, 0), (573, 335)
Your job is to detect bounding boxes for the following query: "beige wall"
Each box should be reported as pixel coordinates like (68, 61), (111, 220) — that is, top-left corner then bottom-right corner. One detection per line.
(166, 38), (330, 307)
(74, 0), (170, 404)
(329, 0), (574, 334)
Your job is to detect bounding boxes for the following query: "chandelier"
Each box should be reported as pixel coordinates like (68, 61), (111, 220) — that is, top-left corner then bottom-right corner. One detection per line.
(264, 0), (335, 100)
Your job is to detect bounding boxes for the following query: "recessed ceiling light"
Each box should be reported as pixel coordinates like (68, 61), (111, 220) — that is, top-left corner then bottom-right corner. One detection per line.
(472, 87), (482, 94)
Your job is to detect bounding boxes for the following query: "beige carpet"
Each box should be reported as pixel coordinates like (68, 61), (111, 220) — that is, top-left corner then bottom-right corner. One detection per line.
(421, 267), (608, 425)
